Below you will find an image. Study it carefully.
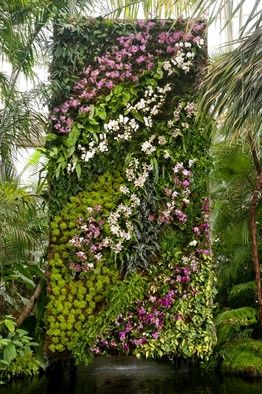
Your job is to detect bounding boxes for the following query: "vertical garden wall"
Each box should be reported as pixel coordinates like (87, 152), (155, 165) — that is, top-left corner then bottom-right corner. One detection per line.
(45, 16), (216, 364)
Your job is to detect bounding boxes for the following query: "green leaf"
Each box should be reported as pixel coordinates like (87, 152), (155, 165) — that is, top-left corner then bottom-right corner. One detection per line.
(49, 147), (58, 157)
(66, 145), (76, 158)
(64, 124), (80, 147)
(131, 110), (144, 122)
(150, 157), (159, 182)
(13, 271), (35, 289)
(114, 85), (123, 95)
(46, 133), (57, 142)
(12, 340), (23, 347)
(0, 359), (9, 366)
(4, 319), (15, 333)
(3, 343), (16, 364)
(0, 339), (10, 346)
(89, 105), (95, 119)
(95, 105), (107, 120)
(75, 163), (81, 179)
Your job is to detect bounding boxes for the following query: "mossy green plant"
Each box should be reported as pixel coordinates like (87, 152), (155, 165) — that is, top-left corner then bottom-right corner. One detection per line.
(47, 172), (122, 352)
(221, 339), (262, 378)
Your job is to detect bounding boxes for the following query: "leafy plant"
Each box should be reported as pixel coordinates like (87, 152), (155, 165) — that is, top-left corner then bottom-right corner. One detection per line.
(201, 27), (262, 330)
(204, 307), (258, 371)
(215, 307), (257, 345)
(0, 181), (47, 316)
(228, 282), (256, 309)
(0, 316), (41, 382)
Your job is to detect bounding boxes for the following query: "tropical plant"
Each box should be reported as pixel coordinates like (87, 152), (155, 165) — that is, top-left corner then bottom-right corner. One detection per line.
(0, 0), (97, 179)
(211, 141), (260, 296)
(207, 141), (262, 376)
(200, 26), (262, 328)
(0, 181), (41, 268)
(0, 315), (42, 382)
(0, 0), (260, 380)
(106, 0), (198, 18)
(0, 180), (47, 322)
(215, 307), (257, 346)
(73, 273), (147, 364)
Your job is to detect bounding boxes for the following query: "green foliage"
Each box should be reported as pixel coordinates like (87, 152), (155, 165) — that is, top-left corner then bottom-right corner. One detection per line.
(47, 17), (208, 219)
(211, 141), (260, 307)
(221, 339), (262, 378)
(0, 316), (41, 382)
(73, 253), (216, 363)
(200, 27), (262, 134)
(46, 81), (142, 183)
(117, 180), (162, 273)
(137, 254), (216, 360)
(215, 307), (257, 345)
(228, 281), (256, 308)
(138, 324), (215, 361)
(0, 181), (47, 316)
(73, 273), (147, 364)
(47, 260), (119, 353)
(201, 27), (262, 375)
(50, 17), (142, 108)
(47, 17), (214, 364)
(0, 181), (40, 264)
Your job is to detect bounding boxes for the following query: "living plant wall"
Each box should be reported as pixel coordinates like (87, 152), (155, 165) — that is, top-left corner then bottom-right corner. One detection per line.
(45, 16), (216, 364)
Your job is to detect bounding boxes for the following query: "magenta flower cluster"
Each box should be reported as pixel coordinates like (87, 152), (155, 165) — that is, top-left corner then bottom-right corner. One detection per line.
(51, 21), (205, 134)
(68, 205), (108, 273)
(91, 290), (174, 355)
(90, 258), (199, 355)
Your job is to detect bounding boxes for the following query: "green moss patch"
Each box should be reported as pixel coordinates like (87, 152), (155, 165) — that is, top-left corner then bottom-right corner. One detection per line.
(221, 339), (262, 378)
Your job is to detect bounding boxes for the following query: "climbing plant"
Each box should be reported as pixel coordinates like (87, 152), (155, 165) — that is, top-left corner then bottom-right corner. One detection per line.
(46, 16), (216, 362)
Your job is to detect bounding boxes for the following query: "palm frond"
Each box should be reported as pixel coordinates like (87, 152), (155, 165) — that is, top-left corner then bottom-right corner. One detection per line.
(0, 71), (9, 99)
(228, 281), (256, 307)
(193, 0), (262, 36)
(211, 140), (258, 287)
(106, 0), (198, 19)
(0, 181), (47, 270)
(200, 28), (262, 136)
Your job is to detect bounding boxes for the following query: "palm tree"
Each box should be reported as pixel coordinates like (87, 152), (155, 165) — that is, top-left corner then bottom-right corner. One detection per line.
(0, 180), (47, 318)
(0, 0), (95, 179)
(107, 0), (261, 37)
(0, 181), (37, 269)
(200, 27), (262, 328)
(211, 141), (260, 305)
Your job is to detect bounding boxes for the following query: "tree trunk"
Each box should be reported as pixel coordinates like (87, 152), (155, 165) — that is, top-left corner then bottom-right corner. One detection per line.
(16, 283), (42, 327)
(249, 170), (262, 332)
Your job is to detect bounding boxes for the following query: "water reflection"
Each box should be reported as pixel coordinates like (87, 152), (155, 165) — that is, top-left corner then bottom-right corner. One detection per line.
(2, 356), (262, 394)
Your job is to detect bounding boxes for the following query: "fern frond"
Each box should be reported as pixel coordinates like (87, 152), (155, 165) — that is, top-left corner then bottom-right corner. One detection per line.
(228, 281), (256, 308)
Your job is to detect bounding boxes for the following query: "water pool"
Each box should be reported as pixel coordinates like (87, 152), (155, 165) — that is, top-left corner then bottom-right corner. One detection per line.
(2, 356), (262, 394)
